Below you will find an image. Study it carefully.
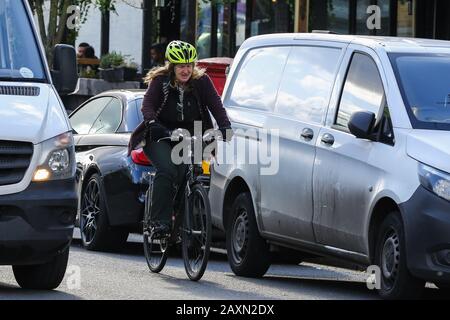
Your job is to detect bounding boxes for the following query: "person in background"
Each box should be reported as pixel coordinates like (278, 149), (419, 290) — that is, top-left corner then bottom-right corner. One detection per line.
(77, 42), (91, 58)
(150, 43), (166, 69)
(84, 46), (99, 71)
(85, 46), (98, 59)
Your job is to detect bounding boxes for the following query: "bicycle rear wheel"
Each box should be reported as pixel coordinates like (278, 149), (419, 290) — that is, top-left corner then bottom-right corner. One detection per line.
(143, 183), (168, 273)
(182, 184), (212, 281)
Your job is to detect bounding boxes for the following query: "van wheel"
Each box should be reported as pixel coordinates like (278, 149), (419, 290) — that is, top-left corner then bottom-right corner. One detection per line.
(80, 174), (128, 251)
(12, 246), (69, 290)
(226, 192), (271, 277)
(375, 212), (425, 299)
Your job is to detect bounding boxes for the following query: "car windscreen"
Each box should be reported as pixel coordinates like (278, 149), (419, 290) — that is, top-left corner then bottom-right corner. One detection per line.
(390, 52), (450, 130)
(0, 0), (46, 82)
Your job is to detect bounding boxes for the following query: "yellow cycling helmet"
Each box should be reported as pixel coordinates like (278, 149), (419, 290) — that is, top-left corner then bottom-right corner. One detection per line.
(165, 40), (198, 64)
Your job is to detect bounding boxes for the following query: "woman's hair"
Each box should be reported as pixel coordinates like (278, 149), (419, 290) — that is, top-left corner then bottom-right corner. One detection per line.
(85, 46), (96, 59)
(144, 63), (206, 85)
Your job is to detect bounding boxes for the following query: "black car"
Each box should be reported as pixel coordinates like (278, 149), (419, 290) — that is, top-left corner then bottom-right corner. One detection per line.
(69, 90), (154, 251)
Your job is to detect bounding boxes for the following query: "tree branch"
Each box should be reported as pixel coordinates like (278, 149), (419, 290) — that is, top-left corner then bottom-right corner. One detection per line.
(47, 0), (58, 48)
(56, 0), (71, 44)
(35, 0), (47, 47)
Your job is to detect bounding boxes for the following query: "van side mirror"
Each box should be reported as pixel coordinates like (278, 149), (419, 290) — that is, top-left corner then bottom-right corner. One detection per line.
(51, 44), (78, 95)
(348, 111), (376, 140)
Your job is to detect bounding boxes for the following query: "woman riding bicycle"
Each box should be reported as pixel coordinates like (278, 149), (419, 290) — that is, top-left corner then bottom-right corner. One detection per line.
(130, 40), (232, 237)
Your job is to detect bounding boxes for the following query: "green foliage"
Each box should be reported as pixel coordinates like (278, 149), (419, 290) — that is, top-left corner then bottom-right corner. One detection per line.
(100, 51), (139, 70)
(100, 51), (125, 69)
(27, 0), (116, 61)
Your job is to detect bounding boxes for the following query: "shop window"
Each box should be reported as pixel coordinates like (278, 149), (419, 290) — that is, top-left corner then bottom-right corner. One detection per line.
(375, 0), (391, 36)
(197, 1), (212, 59)
(397, 0), (414, 37)
(309, 0), (350, 34)
(217, 3), (232, 57)
(249, 0), (294, 36)
(236, 0), (246, 50)
(356, 0), (372, 35)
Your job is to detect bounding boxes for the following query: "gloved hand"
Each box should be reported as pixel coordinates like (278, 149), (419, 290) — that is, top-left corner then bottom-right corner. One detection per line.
(145, 121), (171, 142)
(218, 127), (234, 142)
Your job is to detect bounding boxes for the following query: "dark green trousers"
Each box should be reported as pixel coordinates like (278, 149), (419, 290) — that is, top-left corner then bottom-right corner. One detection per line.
(144, 141), (187, 225)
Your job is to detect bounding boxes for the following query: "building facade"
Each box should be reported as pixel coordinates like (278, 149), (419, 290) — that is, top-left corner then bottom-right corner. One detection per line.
(154, 0), (450, 61)
(76, 0), (450, 70)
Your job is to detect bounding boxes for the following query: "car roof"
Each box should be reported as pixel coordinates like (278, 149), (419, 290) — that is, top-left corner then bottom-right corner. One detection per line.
(241, 33), (450, 54)
(96, 89), (146, 101)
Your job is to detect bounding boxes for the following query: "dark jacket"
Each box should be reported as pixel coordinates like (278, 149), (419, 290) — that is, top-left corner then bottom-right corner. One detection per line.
(128, 74), (231, 155)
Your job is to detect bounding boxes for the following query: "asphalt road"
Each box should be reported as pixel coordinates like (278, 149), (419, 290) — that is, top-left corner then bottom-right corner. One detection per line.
(0, 233), (445, 300)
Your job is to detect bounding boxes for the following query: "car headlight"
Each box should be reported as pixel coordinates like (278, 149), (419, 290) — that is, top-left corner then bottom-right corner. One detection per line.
(418, 163), (450, 202)
(33, 132), (76, 182)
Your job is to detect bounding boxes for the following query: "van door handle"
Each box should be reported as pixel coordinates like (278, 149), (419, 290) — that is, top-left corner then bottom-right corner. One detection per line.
(321, 133), (335, 146)
(301, 128), (314, 141)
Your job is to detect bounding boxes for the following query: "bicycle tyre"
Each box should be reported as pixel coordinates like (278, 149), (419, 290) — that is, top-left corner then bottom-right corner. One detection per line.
(182, 183), (212, 281)
(143, 182), (168, 273)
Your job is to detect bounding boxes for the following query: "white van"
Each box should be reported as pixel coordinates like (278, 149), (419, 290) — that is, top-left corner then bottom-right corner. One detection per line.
(0, 0), (78, 289)
(210, 32), (450, 299)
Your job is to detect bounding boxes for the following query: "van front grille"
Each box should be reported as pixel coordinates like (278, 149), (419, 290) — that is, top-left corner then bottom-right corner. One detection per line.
(0, 86), (40, 96)
(0, 141), (33, 186)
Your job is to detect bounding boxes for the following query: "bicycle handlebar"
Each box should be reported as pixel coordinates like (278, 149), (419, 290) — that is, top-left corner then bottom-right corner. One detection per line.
(157, 129), (217, 144)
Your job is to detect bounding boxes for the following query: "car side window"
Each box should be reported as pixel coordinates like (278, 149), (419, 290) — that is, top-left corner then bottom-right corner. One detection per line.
(69, 97), (112, 134)
(228, 46), (291, 111)
(89, 97), (122, 134)
(135, 98), (144, 123)
(119, 98), (143, 133)
(275, 46), (342, 124)
(335, 52), (385, 130)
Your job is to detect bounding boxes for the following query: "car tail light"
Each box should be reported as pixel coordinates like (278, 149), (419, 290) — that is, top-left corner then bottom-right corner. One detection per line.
(131, 149), (151, 166)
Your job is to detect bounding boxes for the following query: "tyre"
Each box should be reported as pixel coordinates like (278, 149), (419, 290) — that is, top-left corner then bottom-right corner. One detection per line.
(226, 192), (271, 278)
(80, 174), (128, 251)
(182, 184), (212, 281)
(143, 184), (168, 273)
(13, 246), (69, 290)
(375, 212), (425, 299)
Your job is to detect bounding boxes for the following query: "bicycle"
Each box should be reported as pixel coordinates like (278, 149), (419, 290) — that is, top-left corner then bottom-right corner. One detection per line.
(143, 130), (214, 281)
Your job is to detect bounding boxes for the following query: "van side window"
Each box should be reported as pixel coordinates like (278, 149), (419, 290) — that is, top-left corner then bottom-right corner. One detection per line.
(376, 106), (395, 145)
(275, 46), (342, 124)
(335, 53), (385, 129)
(228, 46), (290, 111)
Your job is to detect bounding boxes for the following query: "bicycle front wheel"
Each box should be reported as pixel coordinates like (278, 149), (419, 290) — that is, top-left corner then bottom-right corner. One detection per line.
(182, 184), (212, 281)
(143, 183), (168, 273)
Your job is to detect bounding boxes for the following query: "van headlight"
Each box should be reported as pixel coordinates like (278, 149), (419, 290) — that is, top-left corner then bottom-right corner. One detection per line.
(418, 163), (450, 202)
(33, 132), (76, 182)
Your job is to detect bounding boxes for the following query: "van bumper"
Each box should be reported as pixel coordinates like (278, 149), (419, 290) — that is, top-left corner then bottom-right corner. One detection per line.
(0, 179), (77, 266)
(401, 186), (450, 284)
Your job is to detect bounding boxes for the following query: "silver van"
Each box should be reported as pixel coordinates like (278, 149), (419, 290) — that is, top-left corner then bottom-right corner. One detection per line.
(210, 33), (450, 299)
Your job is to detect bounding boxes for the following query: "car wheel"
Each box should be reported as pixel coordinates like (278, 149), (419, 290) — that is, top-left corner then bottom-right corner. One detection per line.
(226, 192), (271, 277)
(12, 246), (69, 290)
(375, 212), (425, 299)
(80, 173), (128, 251)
